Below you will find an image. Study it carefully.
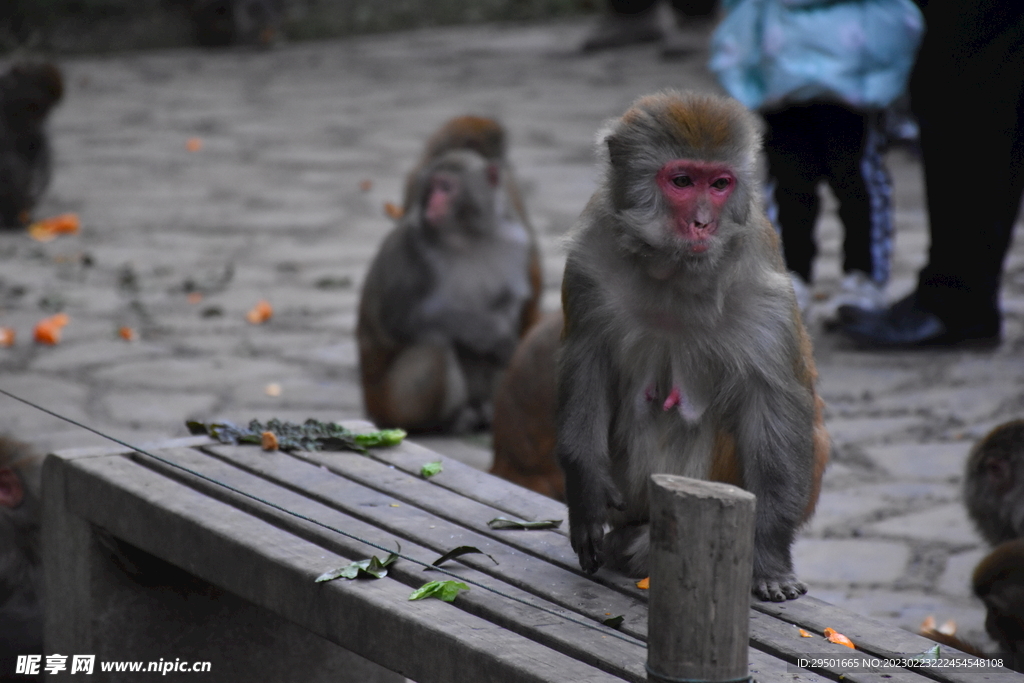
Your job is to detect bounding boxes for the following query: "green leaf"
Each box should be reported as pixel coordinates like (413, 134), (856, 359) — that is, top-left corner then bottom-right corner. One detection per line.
(425, 546), (497, 570)
(408, 580), (469, 602)
(315, 548), (400, 583)
(420, 460), (443, 478)
(487, 517), (563, 530)
(602, 615), (624, 629)
(354, 428), (407, 447)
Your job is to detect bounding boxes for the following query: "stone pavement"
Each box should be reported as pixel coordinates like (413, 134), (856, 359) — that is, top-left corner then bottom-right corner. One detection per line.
(1, 16), (1023, 651)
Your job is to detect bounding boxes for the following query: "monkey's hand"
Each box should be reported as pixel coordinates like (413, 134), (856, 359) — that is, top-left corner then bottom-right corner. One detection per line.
(567, 480), (625, 574)
(753, 573), (807, 602)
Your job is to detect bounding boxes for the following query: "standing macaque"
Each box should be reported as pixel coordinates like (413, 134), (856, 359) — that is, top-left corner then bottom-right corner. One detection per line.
(490, 311), (565, 499)
(358, 117), (541, 433)
(557, 91), (829, 601)
(0, 61), (63, 228)
(964, 420), (1024, 546)
(0, 436), (42, 678)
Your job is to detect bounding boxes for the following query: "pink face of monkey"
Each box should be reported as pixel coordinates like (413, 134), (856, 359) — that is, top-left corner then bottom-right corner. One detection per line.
(655, 160), (735, 254)
(425, 171), (460, 227)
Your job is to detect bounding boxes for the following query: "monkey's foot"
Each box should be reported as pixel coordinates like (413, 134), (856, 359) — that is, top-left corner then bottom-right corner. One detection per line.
(753, 576), (807, 602)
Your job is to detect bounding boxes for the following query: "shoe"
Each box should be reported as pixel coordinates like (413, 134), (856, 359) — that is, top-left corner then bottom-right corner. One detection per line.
(838, 292), (1001, 349)
(833, 270), (887, 310)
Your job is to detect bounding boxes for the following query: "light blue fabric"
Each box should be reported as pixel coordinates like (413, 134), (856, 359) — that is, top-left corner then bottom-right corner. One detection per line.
(710, 0), (924, 111)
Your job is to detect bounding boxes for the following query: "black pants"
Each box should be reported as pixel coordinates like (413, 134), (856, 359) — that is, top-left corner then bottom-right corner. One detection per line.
(763, 103), (892, 284)
(910, 0), (1024, 333)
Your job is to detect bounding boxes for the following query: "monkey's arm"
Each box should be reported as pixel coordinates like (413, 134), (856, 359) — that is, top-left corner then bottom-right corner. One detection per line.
(730, 347), (816, 601)
(555, 267), (624, 574)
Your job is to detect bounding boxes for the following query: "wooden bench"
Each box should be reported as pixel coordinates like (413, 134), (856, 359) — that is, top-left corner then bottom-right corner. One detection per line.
(41, 426), (1023, 683)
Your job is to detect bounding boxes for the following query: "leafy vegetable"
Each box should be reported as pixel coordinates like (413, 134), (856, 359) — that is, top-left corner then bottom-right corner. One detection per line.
(409, 580), (469, 602)
(425, 546), (497, 570)
(602, 615), (624, 628)
(316, 548), (399, 583)
(487, 517), (562, 530)
(420, 460), (443, 478)
(186, 418), (406, 453)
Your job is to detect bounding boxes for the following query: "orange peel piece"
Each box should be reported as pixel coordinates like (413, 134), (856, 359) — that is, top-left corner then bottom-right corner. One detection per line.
(0, 328), (14, 347)
(261, 431), (279, 451)
(186, 137), (203, 152)
(636, 577), (649, 590)
(384, 201), (404, 219)
(246, 300), (273, 324)
(823, 627), (855, 649)
(28, 213), (80, 242)
(119, 326), (138, 341)
(187, 292), (204, 304)
(798, 628), (813, 638)
(33, 313), (69, 345)
(359, 179), (373, 192)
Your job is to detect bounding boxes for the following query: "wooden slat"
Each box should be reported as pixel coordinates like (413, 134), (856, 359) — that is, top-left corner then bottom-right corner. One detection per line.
(203, 443), (645, 615)
(342, 420), (569, 523)
(60, 453), (626, 683)
(125, 446), (649, 681)
(755, 597), (1020, 683)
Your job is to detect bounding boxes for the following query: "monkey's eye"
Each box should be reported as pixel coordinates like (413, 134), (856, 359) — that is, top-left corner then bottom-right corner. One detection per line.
(671, 175), (693, 188)
(711, 178), (732, 190)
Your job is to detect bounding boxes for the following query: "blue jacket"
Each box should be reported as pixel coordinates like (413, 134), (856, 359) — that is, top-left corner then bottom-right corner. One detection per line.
(710, 0), (924, 111)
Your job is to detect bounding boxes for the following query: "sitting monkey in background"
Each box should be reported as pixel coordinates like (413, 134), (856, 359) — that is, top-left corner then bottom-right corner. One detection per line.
(556, 91), (829, 601)
(357, 117), (541, 433)
(0, 61), (63, 229)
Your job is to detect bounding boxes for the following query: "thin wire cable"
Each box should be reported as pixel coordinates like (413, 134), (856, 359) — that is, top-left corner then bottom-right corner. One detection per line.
(0, 386), (645, 648)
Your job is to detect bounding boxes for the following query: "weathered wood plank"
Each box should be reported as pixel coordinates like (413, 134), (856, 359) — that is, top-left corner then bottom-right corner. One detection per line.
(750, 611), (936, 683)
(185, 445), (839, 683)
(123, 446), (649, 681)
(755, 597), (1021, 683)
(201, 444), (645, 621)
(61, 453), (627, 683)
(343, 420), (569, 523)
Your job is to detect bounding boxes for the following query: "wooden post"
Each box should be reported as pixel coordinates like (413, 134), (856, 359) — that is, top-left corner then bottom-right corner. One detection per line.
(647, 474), (755, 683)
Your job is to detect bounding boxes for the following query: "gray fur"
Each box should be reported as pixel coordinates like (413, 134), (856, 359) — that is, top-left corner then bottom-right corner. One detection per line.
(557, 91), (816, 601)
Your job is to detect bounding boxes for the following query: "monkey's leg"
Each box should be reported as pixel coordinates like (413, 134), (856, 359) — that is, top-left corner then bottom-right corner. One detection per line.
(367, 344), (469, 432)
(734, 383), (814, 602)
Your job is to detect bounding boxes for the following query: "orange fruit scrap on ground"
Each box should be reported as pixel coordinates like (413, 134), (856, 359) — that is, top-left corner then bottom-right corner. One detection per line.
(636, 577), (649, 590)
(28, 213), (80, 242)
(246, 300), (273, 324)
(119, 326), (138, 342)
(798, 629), (813, 638)
(359, 179), (373, 192)
(823, 627), (855, 649)
(34, 313), (69, 345)
(384, 202), (404, 219)
(261, 431), (279, 451)
(187, 292), (204, 304)
(0, 328), (14, 347)
(186, 137), (203, 152)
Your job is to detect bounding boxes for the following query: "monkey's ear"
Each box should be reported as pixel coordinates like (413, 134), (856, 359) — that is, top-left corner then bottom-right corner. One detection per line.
(0, 467), (24, 508)
(486, 163), (501, 188)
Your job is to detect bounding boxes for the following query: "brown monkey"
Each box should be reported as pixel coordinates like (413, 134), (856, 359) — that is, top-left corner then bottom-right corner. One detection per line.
(0, 61), (63, 228)
(972, 539), (1024, 671)
(0, 436), (43, 676)
(964, 420), (1024, 547)
(490, 310), (565, 500)
(404, 115), (542, 334)
(557, 90), (829, 601)
(357, 146), (539, 433)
